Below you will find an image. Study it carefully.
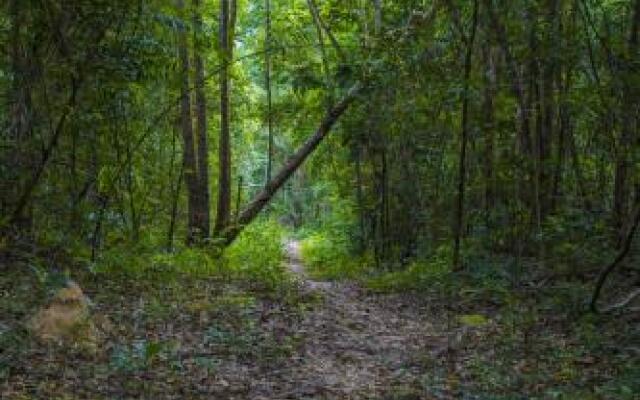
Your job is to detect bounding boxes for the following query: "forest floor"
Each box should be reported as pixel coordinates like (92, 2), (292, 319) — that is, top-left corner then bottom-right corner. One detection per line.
(2, 241), (455, 399)
(263, 240), (451, 399)
(1, 242), (639, 399)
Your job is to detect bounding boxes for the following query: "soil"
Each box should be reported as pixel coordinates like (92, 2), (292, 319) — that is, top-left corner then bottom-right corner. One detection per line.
(246, 241), (448, 399)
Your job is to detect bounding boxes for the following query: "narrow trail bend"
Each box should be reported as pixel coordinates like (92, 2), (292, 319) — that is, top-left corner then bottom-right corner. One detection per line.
(249, 240), (448, 399)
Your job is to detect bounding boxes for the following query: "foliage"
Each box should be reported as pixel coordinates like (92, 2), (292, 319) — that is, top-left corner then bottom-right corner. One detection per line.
(110, 339), (179, 373)
(1, 0), (640, 397)
(89, 217), (288, 290)
(224, 217), (289, 289)
(299, 231), (371, 280)
(457, 314), (489, 327)
(367, 245), (452, 292)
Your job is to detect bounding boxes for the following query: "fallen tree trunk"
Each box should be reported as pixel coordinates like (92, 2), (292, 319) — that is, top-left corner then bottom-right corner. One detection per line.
(220, 82), (362, 246)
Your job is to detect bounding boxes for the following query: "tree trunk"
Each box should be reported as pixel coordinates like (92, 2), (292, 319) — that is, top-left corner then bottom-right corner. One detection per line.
(482, 44), (496, 217)
(220, 83), (362, 245)
(552, 1), (573, 212)
(380, 147), (389, 262)
(6, 0), (33, 230)
(193, 0), (210, 240)
(167, 125), (185, 250)
(539, 0), (558, 217)
(373, 0), (382, 35)
(265, 0), (274, 183)
(355, 145), (366, 253)
(452, 0), (478, 271)
(177, 0), (199, 244)
(214, 0), (234, 235)
(613, 0), (640, 244)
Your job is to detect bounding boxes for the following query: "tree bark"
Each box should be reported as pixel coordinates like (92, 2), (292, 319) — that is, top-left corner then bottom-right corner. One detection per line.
(6, 0), (33, 229)
(355, 145), (366, 253)
(551, 0), (576, 212)
(177, 0), (199, 244)
(539, 0), (558, 218)
(193, 0), (210, 240)
(214, 0), (234, 235)
(167, 125), (185, 250)
(613, 0), (640, 244)
(265, 0), (274, 183)
(453, 0), (479, 271)
(380, 147), (389, 261)
(482, 44), (496, 216)
(373, 0), (382, 35)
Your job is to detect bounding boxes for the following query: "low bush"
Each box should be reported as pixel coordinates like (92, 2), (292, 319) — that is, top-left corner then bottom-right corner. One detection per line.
(366, 245), (452, 292)
(90, 218), (289, 290)
(299, 232), (372, 280)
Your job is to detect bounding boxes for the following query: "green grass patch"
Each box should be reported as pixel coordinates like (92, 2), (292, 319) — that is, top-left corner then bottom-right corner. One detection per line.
(224, 218), (290, 290)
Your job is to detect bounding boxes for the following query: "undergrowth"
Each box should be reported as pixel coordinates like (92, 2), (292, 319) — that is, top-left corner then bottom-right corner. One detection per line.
(90, 217), (289, 290)
(299, 232), (372, 280)
(366, 244), (453, 293)
(295, 219), (639, 399)
(0, 218), (305, 390)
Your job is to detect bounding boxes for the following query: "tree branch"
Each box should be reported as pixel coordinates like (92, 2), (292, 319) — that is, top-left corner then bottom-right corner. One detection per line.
(590, 192), (640, 313)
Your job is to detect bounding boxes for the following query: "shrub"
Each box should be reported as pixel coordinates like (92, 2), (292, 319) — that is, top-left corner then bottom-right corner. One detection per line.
(367, 244), (451, 292)
(91, 218), (289, 290)
(300, 232), (371, 280)
(224, 218), (290, 290)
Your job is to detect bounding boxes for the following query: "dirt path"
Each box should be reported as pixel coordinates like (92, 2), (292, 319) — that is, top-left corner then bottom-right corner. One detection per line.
(248, 241), (448, 399)
(284, 240), (333, 292)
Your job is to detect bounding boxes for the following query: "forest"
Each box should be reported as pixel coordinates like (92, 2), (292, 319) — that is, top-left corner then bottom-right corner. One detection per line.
(1, 0), (639, 398)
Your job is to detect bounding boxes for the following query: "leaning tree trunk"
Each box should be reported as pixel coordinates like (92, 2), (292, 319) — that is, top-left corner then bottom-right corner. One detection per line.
(220, 83), (362, 245)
